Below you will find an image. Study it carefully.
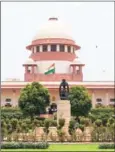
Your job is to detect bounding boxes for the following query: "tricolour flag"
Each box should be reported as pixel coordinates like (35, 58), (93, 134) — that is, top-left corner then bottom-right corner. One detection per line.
(44, 63), (55, 75)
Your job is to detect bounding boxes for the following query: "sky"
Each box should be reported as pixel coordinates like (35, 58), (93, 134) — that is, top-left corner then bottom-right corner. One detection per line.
(1, 2), (114, 81)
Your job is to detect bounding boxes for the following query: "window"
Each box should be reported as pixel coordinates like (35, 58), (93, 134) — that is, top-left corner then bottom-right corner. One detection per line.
(96, 98), (102, 102)
(60, 45), (64, 52)
(27, 66), (32, 73)
(37, 46), (40, 52)
(6, 98), (11, 102)
(68, 46), (71, 53)
(5, 98), (12, 107)
(43, 45), (47, 52)
(51, 45), (56, 52)
(110, 98), (115, 102)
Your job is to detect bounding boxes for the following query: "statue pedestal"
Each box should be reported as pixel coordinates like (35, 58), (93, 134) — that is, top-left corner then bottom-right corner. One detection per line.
(57, 100), (71, 128)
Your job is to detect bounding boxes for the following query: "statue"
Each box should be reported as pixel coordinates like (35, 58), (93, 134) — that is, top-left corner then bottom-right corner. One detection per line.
(59, 79), (69, 100)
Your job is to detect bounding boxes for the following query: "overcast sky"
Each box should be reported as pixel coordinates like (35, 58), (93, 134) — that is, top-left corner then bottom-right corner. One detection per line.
(1, 2), (114, 81)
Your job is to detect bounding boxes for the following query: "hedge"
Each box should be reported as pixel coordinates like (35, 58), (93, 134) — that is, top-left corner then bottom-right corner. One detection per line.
(98, 143), (115, 149)
(1, 142), (49, 149)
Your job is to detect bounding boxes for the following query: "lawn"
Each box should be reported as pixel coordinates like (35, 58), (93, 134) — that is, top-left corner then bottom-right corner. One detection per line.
(1, 144), (114, 151)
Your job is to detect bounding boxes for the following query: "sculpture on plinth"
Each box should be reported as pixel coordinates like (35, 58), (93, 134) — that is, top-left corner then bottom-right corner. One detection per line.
(59, 79), (69, 100)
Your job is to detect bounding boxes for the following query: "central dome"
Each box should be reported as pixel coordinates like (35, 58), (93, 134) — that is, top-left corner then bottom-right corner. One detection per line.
(33, 17), (74, 41)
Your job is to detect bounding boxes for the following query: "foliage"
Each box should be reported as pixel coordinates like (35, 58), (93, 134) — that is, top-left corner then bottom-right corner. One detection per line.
(79, 117), (91, 127)
(58, 118), (65, 130)
(43, 119), (51, 135)
(68, 119), (76, 135)
(1, 142), (49, 149)
(98, 143), (115, 149)
(57, 130), (66, 142)
(19, 82), (50, 120)
(91, 125), (115, 142)
(88, 107), (114, 126)
(94, 119), (102, 127)
(69, 86), (92, 117)
(1, 108), (23, 120)
(79, 124), (85, 132)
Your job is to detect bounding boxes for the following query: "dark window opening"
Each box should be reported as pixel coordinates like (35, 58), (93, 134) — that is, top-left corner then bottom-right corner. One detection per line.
(110, 98), (115, 102)
(5, 103), (12, 107)
(51, 45), (56, 52)
(43, 45), (47, 52)
(5, 98), (11, 102)
(96, 98), (102, 102)
(60, 45), (64, 52)
(37, 46), (40, 52)
(68, 46), (71, 53)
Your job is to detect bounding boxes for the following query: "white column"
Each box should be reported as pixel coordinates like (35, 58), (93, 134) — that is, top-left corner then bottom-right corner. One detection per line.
(34, 46), (36, 53)
(71, 46), (73, 53)
(39, 45), (42, 52)
(13, 90), (16, 107)
(65, 45), (67, 52)
(48, 45), (51, 52)
(57, 44), (60, 52)
(92, 92), (95, 108)
(105, 92), (109, 106)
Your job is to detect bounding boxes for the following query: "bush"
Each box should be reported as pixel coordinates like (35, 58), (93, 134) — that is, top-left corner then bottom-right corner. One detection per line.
(95, 119), (102, 127)
(58, 118), (65, 129)
(1, 142), (49, 149)
(80, 117), (90, 126)
(89, 108), (114, 124)
(98, 143), (115, 149)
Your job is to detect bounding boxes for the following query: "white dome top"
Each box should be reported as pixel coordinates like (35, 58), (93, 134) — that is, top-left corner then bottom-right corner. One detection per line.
(24, 58), (36, 65)
(33, 17), (74, 40)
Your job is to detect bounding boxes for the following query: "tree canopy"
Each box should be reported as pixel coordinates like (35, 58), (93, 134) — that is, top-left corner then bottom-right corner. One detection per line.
(18, 82), (50, 120)
(69, 86), (92, 117)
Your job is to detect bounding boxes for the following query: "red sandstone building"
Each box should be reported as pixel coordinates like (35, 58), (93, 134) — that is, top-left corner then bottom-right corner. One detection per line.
(1, 17), (115, 108)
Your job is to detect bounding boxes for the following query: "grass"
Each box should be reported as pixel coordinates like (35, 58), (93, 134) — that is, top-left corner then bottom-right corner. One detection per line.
(1, 144), (114, 151)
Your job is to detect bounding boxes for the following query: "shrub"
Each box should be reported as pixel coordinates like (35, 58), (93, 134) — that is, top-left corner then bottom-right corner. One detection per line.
(68, 119), (76, 135)
(58, 118), (65, 129)
(94, 119), (102, 127)
(1, 142), (49, 149)
(79, 124), (85, 132)
(98, 143), (115, 149)
(80, 117), (90, 126)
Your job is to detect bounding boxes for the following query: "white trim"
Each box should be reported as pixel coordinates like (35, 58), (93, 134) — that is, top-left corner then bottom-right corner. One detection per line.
(48, 45), (51, 52)
(65, 45), (67, 52)
(57, 44), (60, 52)
(1, 81), (114, 85)
(39, 45), (42, 52)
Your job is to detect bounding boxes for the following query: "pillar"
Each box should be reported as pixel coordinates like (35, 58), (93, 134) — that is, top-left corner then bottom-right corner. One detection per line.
(25, 65), (28, 73)
(105, 91), (109, 106)
(39, 45), (42, 52)
(48, 45), (51, 52)
(13, 90), (16, 107)
(92, 92), (95, 108)
(65, 45), (67, 52)
(32, 65), (34, 73)
(57, 44), (60, 52)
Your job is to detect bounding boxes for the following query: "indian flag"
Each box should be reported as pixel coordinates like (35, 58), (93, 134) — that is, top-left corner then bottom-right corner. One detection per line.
(44, 63), (55, 75)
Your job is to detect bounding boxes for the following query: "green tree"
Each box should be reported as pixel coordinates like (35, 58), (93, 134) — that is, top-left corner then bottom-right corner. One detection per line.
(69, 86), (92, 117)
(18, 82), (50, 121)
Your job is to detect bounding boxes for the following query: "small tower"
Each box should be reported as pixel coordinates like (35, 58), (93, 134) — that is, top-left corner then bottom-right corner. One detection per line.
(23, 58), (37, 81)
(70, 56), (85, 81)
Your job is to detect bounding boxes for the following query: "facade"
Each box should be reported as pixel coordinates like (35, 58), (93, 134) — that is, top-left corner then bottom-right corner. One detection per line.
(1, 17), (115, 108)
